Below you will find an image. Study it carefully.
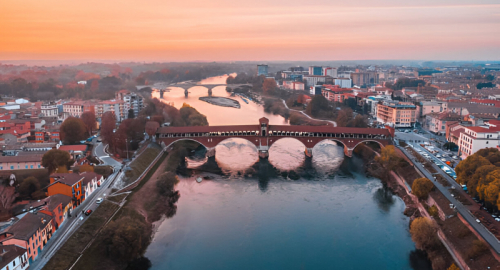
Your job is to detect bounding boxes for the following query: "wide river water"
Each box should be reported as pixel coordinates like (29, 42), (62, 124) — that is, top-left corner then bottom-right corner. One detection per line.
(145, 75), (431, 269)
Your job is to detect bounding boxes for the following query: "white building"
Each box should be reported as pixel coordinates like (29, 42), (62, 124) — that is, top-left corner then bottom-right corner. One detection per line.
(0, 245), (29, 270)
(458, 120), (500, 158)
(41, 103), (58, 117)
(334, 78), (352, 88)
(323, 67), (338, 78)
(282, 81), (305, 91)
(303, 75), (328, 86)
(15, 98), (29, 104)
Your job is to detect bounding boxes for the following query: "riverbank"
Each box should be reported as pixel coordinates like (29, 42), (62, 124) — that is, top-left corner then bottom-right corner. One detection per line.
(357, 144), (500, 270)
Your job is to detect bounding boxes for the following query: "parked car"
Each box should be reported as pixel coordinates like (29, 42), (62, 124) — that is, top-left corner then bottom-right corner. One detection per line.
(96, 198), (103, 204)
(85, 209), (93, 216)
(476, 219), (481, 223)
(495, 218), (500, 222)
(452, 156), (458, 160)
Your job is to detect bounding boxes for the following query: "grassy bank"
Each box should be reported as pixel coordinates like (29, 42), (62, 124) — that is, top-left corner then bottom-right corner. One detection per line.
(42, 201), (120, 270)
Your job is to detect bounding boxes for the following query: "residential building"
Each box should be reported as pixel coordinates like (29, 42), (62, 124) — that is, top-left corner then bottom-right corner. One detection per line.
(376, 101), (417, 128)
(420, 101), (447, 117)
(282, 81), (305, 91)
(308, 66), (323, 76)
(62, 101), (95, 118)
(1, 212), (54, 263)
(40, 102), (58, 117)
(81, 172), (104, 199)
(321, 85), (352, 103)
(303, 75), (329, 86)
(116, 91), (144, 119)
(424, 112), (461, 135)
(47, 173), (85, 206)
(257, 65), (269, 76)
(351, 72), (379, 86)
(95, 100), (125, 122)
(322, 67), (337, 77)
(458, 120), (500, 158)
(0, 155), (43, 171)
(334, 78), (352, 88)
(0, 245), (29, 270)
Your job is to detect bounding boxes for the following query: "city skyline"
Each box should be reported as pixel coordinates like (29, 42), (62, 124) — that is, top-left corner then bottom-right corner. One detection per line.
(1, 0), (500, 62)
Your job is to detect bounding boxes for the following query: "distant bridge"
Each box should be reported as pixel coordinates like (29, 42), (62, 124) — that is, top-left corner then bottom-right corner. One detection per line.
(157, 118), (395, 158)
(137, 83), (251, 97)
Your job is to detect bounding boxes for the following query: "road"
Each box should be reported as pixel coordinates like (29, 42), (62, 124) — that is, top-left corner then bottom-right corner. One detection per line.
(30, 142), (124, 270)
(397, 144), (500, 254)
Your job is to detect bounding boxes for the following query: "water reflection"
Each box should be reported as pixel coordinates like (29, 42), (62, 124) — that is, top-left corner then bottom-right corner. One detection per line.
(312, 140), (345, 174)
(215, 138), (259, 174)
(373, 186), (396, 212)
(268, 138), (306, 171)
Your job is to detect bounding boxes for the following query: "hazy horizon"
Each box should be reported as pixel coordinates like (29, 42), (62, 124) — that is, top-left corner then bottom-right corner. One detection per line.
(2, 0), (500, 62)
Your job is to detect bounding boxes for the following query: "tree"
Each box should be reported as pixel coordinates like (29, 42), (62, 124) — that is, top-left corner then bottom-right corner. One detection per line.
(0, 186), (16, 212)
(42, 149), (72, 174)
(336, 109), (353, 127)
(352, 114), (368, 128)
(262, 78), (277, 94)
(412, 178), (434, 200)
(145, 121), (160, 137)
(306, 95), (329, 117)
(128, 109), (135, 119)
(156, 172), (179, 196)
(102, 216), (148, 261)
(101, 111), (116, 146)
(18, 177), (41, 198)
(447, 264), (459, 270)
(79, 164), (94, 173)
(81, 112), (96, 136)
(375, 146), (401, 172)
(60, 117), (87, 144)
(410, 217), (440, 250)
(179, 103), (208, 126)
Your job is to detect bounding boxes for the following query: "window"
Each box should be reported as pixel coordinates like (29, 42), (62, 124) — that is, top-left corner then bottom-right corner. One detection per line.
(26, 165), (28, 169)
(31, 165), (33, 169)
(10, 166), (14, 170)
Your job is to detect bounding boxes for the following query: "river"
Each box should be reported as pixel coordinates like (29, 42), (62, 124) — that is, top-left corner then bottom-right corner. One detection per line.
(145, 75), (431, 270)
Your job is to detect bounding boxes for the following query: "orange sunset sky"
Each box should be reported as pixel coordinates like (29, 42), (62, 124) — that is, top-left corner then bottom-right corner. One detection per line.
(1, 0), (500, 62)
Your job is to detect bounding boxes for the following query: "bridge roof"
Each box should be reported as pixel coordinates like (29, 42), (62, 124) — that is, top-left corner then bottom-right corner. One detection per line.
(157, 124), (392, 136)
(157, 125), (260, 133)
(268, 125), (392, 136)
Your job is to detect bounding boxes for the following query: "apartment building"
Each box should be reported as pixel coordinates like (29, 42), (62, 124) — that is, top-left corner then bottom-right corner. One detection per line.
(376, 101), (417, 128)
(0, 245), (29, 270)
(424, 112), (461, 135)
(1, 212), (54, 263)
(321, 85), (351, 103)
(62, 101), (95, 118)
(95, 100), (125, 122)
(40, 102), (58, 117)
(47, 173), (85, 207)
(458, 120), (500, 158)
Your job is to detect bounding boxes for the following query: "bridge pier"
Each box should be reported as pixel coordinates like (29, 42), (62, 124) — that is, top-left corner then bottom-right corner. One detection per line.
(259, 150), (269, 159)
(344, 148), (353, 158)
(206, 147), (216, 158)
(160, 89), (164, 98)
(305, 148), (313, 157)
(184, 89), (189, 97)
(208, 88), (212, 97)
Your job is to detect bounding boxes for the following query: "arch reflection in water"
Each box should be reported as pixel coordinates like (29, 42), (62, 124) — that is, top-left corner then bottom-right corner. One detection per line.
(311, 140), (345, 174)
(215, 138), (259, 174)
(268, 138), (306, 171)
